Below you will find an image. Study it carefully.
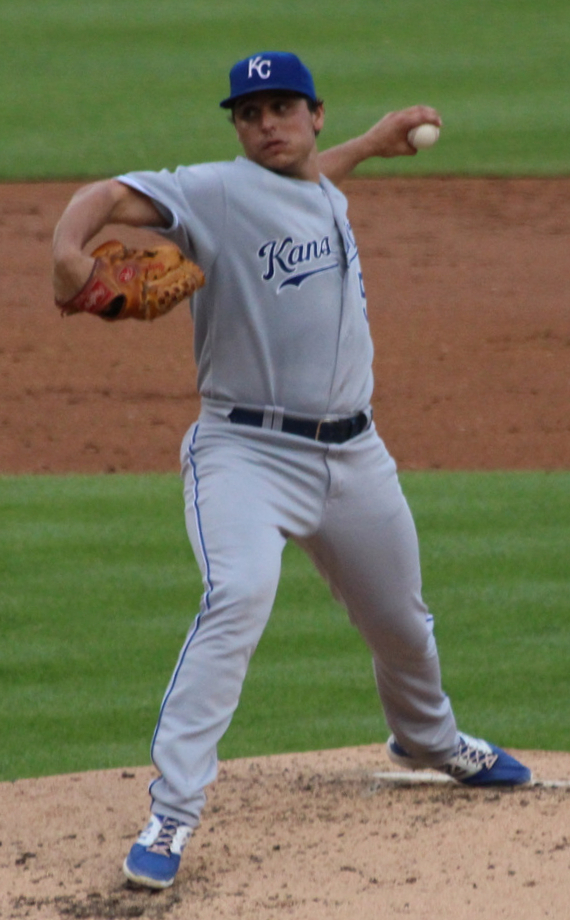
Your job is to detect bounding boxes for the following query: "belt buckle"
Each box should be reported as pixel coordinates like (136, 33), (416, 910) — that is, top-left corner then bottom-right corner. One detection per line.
(315, 417), (334, 441)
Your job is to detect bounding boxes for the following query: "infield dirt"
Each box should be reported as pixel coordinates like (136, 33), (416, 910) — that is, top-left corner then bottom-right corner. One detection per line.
(1, 178), (569, 919)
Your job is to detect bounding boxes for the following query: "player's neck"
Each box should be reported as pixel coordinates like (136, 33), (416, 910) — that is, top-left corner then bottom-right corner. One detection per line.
(258, 151), (321, 184)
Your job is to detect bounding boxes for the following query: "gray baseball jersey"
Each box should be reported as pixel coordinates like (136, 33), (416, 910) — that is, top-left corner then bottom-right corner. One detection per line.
(117, 157), (458, 829)
(119, 157), (373, 417)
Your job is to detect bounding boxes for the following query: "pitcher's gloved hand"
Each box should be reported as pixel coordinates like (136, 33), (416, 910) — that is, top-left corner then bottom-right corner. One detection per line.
(56, 240), (205, 321)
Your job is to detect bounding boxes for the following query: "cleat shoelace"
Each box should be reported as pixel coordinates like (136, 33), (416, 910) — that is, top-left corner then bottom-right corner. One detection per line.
(444, 736), (499, 777)
(148, 818), (181, 857)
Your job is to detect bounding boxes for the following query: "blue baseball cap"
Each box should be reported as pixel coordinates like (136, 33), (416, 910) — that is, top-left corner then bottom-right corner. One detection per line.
(220, 51), (317, 108)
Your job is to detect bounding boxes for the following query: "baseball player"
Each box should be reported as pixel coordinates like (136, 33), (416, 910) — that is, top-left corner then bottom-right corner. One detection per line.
(52, 51), (531, 890)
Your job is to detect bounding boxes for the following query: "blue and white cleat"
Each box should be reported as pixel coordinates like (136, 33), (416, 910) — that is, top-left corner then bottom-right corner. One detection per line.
(387, 732), (531, 787)
(123, 814), (192, 889)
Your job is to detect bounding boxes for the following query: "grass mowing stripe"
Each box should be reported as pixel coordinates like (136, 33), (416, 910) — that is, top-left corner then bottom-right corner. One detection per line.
(1, 471), (568, 780)
(1, 0), (570, 177)
(402, 471), (570, 752)
(1, 474), (194, 778)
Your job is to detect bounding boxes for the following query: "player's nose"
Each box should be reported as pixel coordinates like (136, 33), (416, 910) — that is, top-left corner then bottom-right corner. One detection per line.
(259, 105), (277, 132)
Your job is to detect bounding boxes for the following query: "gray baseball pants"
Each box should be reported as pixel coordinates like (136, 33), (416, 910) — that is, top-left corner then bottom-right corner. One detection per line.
(148, 402), (458, 826)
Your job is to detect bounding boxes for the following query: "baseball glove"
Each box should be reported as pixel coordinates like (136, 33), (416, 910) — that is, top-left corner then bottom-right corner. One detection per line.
(57, 240), (205, 322)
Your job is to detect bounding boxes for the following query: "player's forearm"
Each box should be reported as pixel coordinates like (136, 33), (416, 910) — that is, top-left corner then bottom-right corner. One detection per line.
(318, 135), (381, 185)
(53, 181), (123, 302)
(52, 179), (166, 304)
(53, 180), (152, 257)
(318, 106), (442, 185)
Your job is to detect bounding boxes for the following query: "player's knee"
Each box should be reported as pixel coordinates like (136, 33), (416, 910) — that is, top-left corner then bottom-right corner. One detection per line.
(363, 608), (436, 661)
(211, 570), (277, 630)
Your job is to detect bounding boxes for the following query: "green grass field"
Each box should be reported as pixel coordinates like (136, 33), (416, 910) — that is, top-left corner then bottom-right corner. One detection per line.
(2, 2), (569, 781)
(2, 0), (570, 178)
(2, 472), (568, 781)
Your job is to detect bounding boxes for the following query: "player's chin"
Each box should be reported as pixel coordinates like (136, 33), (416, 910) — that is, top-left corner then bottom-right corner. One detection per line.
(254, 146), (291, 170)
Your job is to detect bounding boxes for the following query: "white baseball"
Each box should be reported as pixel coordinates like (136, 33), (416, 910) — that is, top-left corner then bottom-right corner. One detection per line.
(407, 123), (440, 150)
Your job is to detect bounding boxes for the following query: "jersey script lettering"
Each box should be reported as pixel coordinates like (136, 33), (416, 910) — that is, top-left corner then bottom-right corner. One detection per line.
(258, 235), (336, 289)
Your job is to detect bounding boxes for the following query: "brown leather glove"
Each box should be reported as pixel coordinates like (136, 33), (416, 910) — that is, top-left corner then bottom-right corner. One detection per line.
(56, 240), (205, 321)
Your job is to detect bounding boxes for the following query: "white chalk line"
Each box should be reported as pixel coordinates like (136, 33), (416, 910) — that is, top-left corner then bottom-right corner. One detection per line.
(371, 771), (570, 789)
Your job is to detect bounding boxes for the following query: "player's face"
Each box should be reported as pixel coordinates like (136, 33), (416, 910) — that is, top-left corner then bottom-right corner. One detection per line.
(232, 92), (325, 182)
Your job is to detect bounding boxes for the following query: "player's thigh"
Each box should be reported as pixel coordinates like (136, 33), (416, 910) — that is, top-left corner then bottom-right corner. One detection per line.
(305, 436), (431, 652)
(181, 425), (288, 625)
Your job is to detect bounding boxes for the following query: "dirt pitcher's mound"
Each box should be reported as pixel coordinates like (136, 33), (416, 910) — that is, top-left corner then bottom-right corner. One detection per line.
(1, 746), (570, 920)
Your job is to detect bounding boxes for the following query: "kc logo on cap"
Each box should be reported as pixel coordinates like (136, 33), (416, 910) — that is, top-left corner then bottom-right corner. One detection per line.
(220, 51), (317, 108)
(247, 55), (272, 79)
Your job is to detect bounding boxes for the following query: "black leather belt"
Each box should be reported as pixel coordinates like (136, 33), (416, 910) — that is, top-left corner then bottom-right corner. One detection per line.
(228, 407), (369, 444)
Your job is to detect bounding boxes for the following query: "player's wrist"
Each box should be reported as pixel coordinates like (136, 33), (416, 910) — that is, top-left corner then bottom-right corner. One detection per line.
(360, 124), (395, 160)
(53, 252), (95, 305)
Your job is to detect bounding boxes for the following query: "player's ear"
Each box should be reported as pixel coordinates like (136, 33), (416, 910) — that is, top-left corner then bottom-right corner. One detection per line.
(313, 102), (325, 136)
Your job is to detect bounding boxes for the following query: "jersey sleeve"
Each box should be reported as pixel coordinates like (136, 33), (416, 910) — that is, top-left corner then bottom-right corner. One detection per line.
(117, 163), (227, 273)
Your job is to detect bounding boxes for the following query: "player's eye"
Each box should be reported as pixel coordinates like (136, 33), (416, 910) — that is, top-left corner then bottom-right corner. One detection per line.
(272, 99), (291, 115)
(237, 105), (258, 122)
